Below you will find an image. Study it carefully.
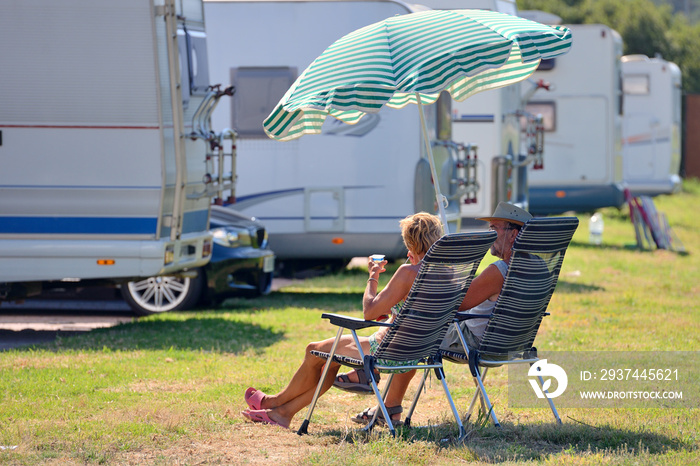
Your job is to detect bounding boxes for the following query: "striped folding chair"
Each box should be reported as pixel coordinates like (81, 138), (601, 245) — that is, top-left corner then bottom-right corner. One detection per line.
(405, 217), (579, 428)
(298, 231), (497, 438)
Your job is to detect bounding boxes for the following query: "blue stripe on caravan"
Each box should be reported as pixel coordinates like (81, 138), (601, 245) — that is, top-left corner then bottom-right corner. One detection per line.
(160, 209), (211, 237)
(235, 187), (305, 203)
(0, 217), (158, 234)
(454, 114), (495, 122)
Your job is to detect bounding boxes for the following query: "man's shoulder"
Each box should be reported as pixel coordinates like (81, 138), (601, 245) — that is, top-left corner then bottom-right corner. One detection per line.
(491, 260), (508, 277)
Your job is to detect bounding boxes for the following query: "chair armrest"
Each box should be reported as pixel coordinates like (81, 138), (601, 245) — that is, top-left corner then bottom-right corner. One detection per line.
(454, 311), (492, 322)
(321, 313), (392, 330)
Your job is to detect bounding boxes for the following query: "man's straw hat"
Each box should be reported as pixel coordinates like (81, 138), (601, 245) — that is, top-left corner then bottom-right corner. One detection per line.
(477, 202), (533, 226)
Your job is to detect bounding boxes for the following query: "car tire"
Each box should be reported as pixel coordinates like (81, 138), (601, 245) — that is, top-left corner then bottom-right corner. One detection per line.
(120, 270), (205, 315)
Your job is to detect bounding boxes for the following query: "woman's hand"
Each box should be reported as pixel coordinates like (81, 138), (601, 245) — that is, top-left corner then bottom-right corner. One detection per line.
(363, 260), (415, 322)
(367, 257), (387, 280)
(366, 257), (387, 321)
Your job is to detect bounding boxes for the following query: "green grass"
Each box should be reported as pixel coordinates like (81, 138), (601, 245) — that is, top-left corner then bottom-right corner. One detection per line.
(1, 180), (699, 465)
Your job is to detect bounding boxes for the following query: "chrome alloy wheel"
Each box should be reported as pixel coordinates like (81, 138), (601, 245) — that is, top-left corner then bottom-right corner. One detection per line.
(121, 273), (203, 315)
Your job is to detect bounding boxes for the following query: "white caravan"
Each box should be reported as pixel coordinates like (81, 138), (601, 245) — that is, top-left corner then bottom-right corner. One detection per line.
(621, 54), (682, 196)
(419, 0), (550, 220)
(204, 0), (481, 263)
(523, 23), (626, 214)
(0, 0), (228, 300)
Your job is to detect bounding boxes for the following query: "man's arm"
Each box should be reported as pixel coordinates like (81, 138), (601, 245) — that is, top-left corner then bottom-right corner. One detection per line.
(458, 263), (505, 311)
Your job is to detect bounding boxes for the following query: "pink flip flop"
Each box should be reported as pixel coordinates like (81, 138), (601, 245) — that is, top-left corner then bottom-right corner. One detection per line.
(244, 387), (266, 410)
(241, 409), (289, 429)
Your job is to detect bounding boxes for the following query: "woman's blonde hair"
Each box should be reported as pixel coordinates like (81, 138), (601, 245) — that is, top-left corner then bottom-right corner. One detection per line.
(399, 212), (443, 256)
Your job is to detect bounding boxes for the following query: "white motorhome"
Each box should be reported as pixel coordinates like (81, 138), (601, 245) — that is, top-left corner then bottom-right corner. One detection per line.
(621, 54), (682, 196)
(204, 0), (480, 264)
(0, 0), (228, 300)
(419, 0), (550, 220)
(523, 23), (626, 214)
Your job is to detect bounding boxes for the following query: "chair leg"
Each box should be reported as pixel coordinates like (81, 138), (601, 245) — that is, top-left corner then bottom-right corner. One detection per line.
(297, 327), (344, 436)
(473, 368), (500, 427)
(436, 366), (466, 439)
(465, 367), (488, 422)
(465, 387), (479, 423)
(362, 372), (394, 433)
(365, 372), (397, 437)
(403, 368), (430, 428)
(536, 374), (563, 424)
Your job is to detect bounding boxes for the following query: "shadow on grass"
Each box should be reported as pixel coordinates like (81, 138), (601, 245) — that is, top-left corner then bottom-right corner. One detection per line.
(465, 419), (695, 461)
(217, 290), (363, 314)
(555, 280), (605, 294)
(570, 240), (648, 252)
(317, 418), (693, 461)
(37, 317), (284, 354)
(9, 290), (362, 354)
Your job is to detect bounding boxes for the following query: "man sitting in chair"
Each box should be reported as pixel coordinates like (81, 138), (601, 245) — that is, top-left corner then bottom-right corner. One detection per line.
(338, 202), (532, 427)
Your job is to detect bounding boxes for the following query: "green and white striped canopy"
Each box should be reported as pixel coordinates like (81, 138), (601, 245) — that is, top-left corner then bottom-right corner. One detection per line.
(263, 9), (572, 141)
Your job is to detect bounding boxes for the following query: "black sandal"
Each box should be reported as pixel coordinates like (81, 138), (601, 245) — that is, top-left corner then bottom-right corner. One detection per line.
(333, 369), (380, 394)
(351, 405), (403, 427)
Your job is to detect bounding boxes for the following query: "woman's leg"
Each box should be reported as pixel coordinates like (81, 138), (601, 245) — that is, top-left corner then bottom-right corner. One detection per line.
(383, 369), (416, 408)
(352, 369), (417, 423)
(248, 334), (371, 425)
(263, 335), (351, 407)
(261, 362), (341, 426)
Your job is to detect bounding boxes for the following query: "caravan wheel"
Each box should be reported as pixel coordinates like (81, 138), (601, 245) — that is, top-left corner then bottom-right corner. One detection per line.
(121, 271), (204, 315)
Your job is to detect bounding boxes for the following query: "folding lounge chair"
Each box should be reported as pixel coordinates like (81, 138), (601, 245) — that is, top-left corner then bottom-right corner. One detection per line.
(298, 231), (497, 438)
(405, 217), (579, 428)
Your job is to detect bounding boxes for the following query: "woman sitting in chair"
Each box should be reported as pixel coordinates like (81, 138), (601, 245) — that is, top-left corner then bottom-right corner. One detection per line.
(241, 212), (443, 428)
(336, 202), (533, 426)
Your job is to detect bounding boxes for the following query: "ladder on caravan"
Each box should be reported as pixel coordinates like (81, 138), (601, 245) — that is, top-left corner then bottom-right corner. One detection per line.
(188, 85), (237, 205)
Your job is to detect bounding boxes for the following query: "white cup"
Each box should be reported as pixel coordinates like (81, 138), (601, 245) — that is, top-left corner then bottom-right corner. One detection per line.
(370, 254), (385, 262)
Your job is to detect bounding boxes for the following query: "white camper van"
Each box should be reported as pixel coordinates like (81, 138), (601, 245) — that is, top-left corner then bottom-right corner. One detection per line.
(621, 54), (682, 196)
(524, 23), (626, 214)
(0, 0), (226, 300)
(419, 0), (550, 219)
(204, 0), (479, 264)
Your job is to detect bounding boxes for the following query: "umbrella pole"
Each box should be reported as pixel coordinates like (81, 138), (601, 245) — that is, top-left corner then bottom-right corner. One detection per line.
(415, 92), (450, 234)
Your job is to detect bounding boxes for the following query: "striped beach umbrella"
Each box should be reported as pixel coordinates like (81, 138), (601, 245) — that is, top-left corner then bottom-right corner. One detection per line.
(263, 9), (572, 231)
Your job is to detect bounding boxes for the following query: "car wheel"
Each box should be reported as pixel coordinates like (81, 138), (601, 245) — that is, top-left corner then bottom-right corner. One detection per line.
(121, 270), (205, 315)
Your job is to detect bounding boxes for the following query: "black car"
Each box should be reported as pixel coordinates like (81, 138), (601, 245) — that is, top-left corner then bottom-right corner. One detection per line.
(121, 206), (275, 315)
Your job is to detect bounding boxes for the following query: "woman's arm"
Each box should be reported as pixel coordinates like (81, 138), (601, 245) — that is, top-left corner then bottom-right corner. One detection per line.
(363, 262), (416, 321)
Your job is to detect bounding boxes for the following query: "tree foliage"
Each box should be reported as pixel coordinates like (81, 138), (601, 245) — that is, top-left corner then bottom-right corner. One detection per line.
(518, 0), (700, 92)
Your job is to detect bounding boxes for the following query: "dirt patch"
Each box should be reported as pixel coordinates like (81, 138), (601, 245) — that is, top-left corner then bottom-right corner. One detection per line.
(109, 379), (491, 465)
(116, 425), (328, 465)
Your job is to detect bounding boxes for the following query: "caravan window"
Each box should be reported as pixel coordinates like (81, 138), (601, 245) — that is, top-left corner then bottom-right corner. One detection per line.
(522, 101), (556, 132)
(230, 67), (297, 138)
(623, 74), (650, 95)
